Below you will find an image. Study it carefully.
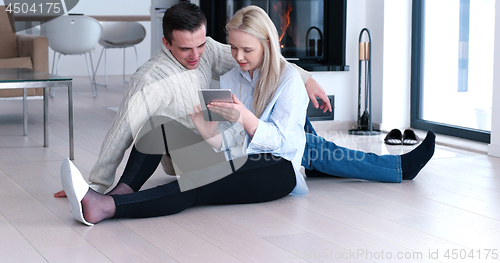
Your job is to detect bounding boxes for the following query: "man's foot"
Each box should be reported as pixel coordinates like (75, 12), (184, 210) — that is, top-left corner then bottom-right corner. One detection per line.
(61, 158), (93, 225)
(401, 130), (435, 180)
(61, 158), (115, 225)
(81, 189), (116, 224)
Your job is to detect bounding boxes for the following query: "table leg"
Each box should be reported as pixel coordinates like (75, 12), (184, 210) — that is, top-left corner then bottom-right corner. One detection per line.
(25, 21), (32, 34)
(44, 87), (49, 147)
(68, 83), (74, 160)
(23, 88), (27, 136)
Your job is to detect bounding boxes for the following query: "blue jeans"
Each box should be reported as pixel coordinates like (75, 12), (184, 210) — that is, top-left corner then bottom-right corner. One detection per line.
(301, 118), (402, 183)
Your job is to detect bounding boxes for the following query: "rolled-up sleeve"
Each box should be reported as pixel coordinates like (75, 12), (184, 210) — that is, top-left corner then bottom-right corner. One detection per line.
(217, 121), (245, 151)
(246, 75), (307, 155)
(247, 119), (282, 152)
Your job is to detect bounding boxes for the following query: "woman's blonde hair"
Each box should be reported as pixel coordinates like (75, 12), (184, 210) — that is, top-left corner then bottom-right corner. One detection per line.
(226, 5), (286, 118)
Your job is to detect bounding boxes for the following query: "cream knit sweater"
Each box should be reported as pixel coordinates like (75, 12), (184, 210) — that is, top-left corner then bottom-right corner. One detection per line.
(89, 37), (311, 193)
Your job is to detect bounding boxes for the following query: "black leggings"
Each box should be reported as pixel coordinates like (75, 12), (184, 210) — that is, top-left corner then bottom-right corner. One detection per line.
(111, 116), (296, 219)
(112, 148), (296, 219)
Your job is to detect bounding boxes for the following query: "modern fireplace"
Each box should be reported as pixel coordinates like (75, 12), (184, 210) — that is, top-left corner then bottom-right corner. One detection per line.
(201, 0), (348, 71)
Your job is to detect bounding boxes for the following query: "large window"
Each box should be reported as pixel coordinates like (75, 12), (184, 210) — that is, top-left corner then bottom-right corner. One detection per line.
(411, 0), (494, 143)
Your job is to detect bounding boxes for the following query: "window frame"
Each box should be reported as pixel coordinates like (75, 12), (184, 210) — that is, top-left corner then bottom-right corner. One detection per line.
(410, 0), (491, 143)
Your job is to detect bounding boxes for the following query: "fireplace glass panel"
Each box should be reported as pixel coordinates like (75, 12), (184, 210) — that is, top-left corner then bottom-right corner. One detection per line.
(225, 0), (325, 60)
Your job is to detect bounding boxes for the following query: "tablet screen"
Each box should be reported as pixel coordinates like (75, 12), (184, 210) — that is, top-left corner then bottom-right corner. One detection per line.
(198, 89), (233, 121)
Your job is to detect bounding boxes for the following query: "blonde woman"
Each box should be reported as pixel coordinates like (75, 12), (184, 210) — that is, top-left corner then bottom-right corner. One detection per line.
(60, 5), (309, 225)
(190, 5), (309, 195)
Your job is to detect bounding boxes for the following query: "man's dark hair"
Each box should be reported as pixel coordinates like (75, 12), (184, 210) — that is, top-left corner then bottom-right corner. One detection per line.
(162, 1), (207, 44)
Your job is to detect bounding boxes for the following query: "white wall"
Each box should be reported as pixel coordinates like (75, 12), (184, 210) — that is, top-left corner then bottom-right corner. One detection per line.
(365, 0), (385, 125)
(318, 0), (412, 127)
(381, 0), (412, 130)
(488, 0), (500, 157)
(311, 0), (368, 121)
(312, 0), (402, 125)
(346, 0), (413, 131)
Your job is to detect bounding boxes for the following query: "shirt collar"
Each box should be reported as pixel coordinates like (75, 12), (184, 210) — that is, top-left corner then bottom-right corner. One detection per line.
(239, 68), (261, 85)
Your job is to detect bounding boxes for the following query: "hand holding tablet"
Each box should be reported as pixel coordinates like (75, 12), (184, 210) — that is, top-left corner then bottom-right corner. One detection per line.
(198, 89), (234, 121)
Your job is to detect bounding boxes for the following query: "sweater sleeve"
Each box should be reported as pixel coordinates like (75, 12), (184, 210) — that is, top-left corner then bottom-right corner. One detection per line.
(206, 37), (238, 81)
(290, 63), (312, 84)
(88, 90), (135, 193)
(88, 76), (165, 193)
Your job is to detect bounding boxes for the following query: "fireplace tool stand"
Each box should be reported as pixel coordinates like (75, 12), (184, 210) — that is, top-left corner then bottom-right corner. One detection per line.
(349, 28), (381, 135)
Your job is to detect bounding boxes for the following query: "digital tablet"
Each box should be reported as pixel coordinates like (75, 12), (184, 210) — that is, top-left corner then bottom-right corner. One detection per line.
(198, 89), (233, 121)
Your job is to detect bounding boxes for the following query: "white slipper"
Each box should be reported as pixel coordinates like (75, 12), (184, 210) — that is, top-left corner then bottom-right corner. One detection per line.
(60, 158), (94, 226)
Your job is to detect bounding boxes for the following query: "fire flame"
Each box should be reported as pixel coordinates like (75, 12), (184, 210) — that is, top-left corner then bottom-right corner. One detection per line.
(273, 2), (293, 47)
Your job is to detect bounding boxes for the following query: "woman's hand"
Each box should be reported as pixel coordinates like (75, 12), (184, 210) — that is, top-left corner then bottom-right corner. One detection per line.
(209, 95), (259, 137)
(189, 104), (220, 143)
(207, 94), (245, 123)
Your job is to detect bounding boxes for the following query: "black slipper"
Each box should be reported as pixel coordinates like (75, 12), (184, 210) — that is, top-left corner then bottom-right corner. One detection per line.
(402, 129), (420, 145)
(384, 129), (402, 145)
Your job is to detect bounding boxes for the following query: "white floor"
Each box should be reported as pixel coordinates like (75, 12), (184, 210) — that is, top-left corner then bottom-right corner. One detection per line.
(0, 76), (499, 262)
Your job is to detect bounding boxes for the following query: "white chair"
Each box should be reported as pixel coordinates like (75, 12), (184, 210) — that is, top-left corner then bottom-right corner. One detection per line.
(94, 22), (146, 86)
(41, 15), (102, 97)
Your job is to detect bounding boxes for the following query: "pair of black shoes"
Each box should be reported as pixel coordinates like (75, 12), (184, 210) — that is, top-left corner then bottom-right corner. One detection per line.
(384, 129), (419, 145)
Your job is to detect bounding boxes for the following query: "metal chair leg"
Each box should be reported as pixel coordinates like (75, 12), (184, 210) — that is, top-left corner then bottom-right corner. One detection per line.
(88, 51), (98, 96)
(84, 52), (97, 97)
(94, 47), (108, 87)
(51, 51), (56, 74)
(123, 47), (128, 83)
(50, 52), (62, 98)
(49, 51), (57, 98)
(123, 46), (139, 84)
(134, 46), (139, 68)
(56, 53), (62, 75)
(104, 48), (108, 86)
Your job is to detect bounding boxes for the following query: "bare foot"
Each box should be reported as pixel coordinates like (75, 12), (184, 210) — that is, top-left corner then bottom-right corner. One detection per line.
(81, 189), (116, 224)
(106, 183), (134, 195)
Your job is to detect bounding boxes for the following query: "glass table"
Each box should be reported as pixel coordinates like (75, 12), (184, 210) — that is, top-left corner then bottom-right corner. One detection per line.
(0, 68), (74, 160)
